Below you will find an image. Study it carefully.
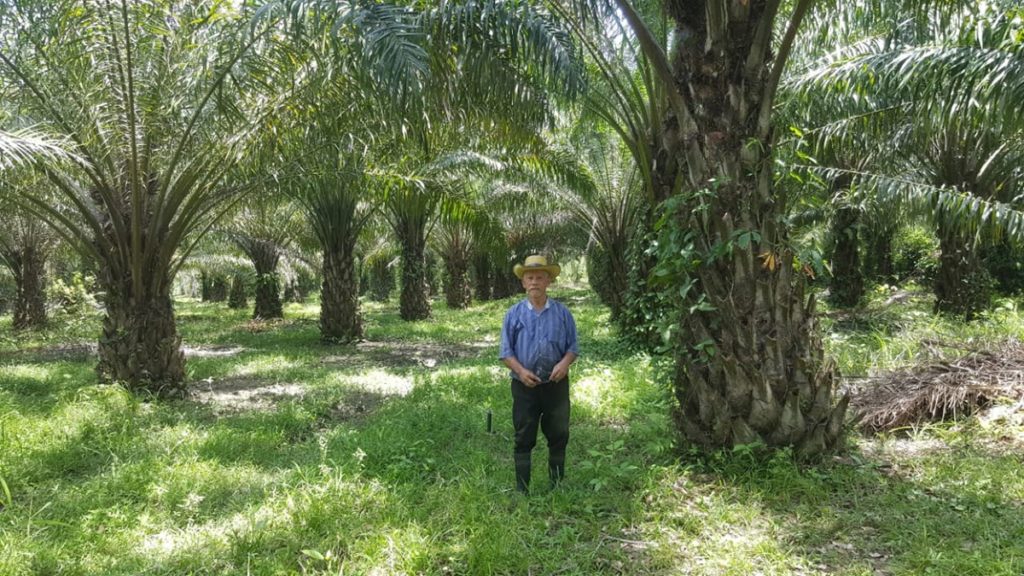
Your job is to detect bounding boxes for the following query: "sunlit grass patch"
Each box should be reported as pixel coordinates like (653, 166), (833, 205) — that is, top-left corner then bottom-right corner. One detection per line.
(330, 369), (416, 397)
(229, 354), (305, 377)
(0, 363), (58, 381)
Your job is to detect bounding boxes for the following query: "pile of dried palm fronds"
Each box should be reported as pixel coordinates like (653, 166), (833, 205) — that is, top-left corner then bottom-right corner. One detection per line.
(850, 339), (1024, 433)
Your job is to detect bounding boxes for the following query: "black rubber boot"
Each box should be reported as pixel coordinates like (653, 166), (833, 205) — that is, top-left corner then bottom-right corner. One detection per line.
(514, 453), (532, 495)
(548, 461), (564, 490)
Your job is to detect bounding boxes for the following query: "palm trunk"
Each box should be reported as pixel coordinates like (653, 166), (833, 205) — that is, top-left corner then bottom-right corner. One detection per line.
(472, 254), (492, 301)
(228, 274), (247, 309)
(934, 221), (989, 319)
(866, 227), (895, 282)
(209, 275), (228, 302)
(398, 227), (431, 320)
(491, 264), (520, 299)
(200, 271), (212, 302)
(829, 204), (864, 307)
(11, 246), (48, 330)
(251, 243), (283, 320)
(369, 258), (394, 302)
(655, 1), (846, 457)
(96, 269), (185, 397)
(443, 252), (472, 309)
(321, 246), (362, 343)
(588, 237), (630, 320)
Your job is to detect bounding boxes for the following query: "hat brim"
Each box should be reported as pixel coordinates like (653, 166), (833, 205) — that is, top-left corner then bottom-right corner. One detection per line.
(513, 264), (560, 279)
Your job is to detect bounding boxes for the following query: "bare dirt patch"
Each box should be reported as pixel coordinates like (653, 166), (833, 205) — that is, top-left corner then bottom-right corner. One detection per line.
(1, 342), (97, 363)
(191, 376), (305, 412)
(325, 389), (387, 422)
(182, 345), (245, 358)
(320, 340), (491, 370)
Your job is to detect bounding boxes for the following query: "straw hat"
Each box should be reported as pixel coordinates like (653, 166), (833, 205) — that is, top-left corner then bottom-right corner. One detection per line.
(513, 254), (560, 279)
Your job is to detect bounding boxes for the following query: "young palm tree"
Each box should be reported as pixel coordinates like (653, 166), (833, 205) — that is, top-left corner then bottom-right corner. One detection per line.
(0, 169), (60, 328)
(540, 131), (644, 319)
(224, 199), (306, 320)
(0, 209), (55, 330)
(0, 0), (307, 395)
(433, 208), (478, 310)
(285, 143), (375, 341)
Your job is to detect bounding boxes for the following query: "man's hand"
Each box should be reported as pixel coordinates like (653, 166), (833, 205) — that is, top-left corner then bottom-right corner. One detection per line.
(549, 359), (570, 383)
(518, 368), (543, 388)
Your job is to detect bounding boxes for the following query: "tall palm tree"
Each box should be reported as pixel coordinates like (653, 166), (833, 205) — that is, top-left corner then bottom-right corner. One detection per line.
(787, 0), (1024, 318)
(284, 140), (376, 341)
(549, 0), (859, 455)
(0, 0), (308, 395)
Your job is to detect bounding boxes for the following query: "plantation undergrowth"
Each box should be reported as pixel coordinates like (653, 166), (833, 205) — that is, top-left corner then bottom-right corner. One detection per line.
(1, 288), (1022, 575)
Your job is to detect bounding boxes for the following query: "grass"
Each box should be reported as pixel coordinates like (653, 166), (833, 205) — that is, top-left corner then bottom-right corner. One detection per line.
(1, 287), (1023, 575)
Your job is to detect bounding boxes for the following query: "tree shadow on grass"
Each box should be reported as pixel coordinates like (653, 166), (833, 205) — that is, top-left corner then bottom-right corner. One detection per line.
(652, 438), (1024, 575)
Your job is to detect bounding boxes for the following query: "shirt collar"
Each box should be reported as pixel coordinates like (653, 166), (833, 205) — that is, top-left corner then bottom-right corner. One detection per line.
(526, 298), (551, 311)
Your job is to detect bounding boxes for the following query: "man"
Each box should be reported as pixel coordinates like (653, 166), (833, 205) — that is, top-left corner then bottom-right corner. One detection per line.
(499, 254), (578, 495)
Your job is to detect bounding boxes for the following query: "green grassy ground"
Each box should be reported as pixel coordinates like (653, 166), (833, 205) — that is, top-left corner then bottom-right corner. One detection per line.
(1, 287), (1022, 575)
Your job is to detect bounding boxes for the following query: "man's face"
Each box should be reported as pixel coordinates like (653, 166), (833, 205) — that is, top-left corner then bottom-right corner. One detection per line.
(521, 270), (551, 296)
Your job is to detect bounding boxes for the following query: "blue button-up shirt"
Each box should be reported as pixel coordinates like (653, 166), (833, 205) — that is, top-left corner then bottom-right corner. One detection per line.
(499, 297), (579, 382)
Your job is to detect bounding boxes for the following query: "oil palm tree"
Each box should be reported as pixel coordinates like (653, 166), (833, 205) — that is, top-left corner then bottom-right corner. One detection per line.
(548, 0), (859, 455)
(223, 198), (306, 320)
(266, 0), (583, 321)
(283, 138), (376, 341)
(0, 0), (309, 395)
(787, 0), (1024, 318)
(0, 204), (56, 330)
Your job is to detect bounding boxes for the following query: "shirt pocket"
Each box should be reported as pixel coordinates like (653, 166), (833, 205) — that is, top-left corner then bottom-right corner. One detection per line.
(535, 340), (561, 382)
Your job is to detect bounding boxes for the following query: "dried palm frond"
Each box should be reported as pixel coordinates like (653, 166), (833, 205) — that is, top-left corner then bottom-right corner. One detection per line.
(852, 339), (1024, 433)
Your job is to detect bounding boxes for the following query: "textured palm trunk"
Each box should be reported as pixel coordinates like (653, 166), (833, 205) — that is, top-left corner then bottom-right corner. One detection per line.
(10, 246), (48, 330)
(491, 265), (521, 299)
(934, 222), (988, 320)
(472, 254), (492, 301)
(398, 229), (431, 320)
(200, 271), (212, 302)
(369, 259), (394, 302)
(209, 275), (228, 302)
(588, 237), (630, 320)
(228, 274), (247, 309)
(829, 204), (864, 307)
(866, 227), (895, 282)
(443, 252), (472, 310)
(251, 245), (283, 320)
(321, 246), (362, 343)
(655, 0), (846, 456)
(96, 269), (186, 397)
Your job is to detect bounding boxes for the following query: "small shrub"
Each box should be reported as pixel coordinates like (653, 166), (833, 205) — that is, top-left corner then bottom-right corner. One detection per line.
(47, 272), (98, 315)
(981, 241), (1024, 296)
(892, 225), (939, 283)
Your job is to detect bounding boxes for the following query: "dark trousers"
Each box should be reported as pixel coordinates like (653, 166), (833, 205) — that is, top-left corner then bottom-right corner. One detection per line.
(511, 377), (569, 490)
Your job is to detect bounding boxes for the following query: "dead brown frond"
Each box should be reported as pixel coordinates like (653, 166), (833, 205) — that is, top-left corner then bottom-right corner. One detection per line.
(852, 339), (1024, 433)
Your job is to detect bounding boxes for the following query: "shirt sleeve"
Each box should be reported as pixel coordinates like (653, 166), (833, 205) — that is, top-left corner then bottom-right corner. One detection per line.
(498, 307), (516, 360)
(564, 307), (579, 356)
